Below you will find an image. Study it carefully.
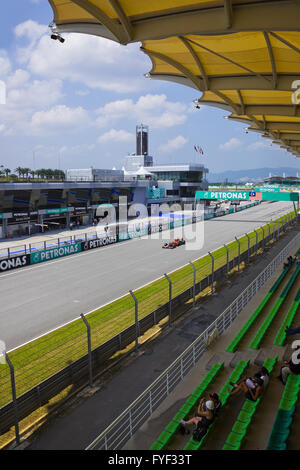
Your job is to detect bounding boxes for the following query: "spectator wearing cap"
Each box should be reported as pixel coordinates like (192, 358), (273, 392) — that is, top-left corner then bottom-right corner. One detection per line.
(180, 400), (215, 431)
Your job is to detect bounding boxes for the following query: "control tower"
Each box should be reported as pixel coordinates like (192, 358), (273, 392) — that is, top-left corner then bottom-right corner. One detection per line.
(124, 124), (153, 171)
(136, 124), (149, 157)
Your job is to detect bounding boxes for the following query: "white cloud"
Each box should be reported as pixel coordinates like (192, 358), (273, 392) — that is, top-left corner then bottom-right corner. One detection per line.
(98, 129), (135, 143)
(14, 20), (48, 64)
(26, 30), (150, 93)
(219, 137), (242, 151)
(28, 105), (90, 135)
(7, 78), (63, 108)
(96, 94), (187, 129)
(0, 50), (12, 79)
(7, 69), (30, 89)
(75, 90), (90, 96)
(247, 141), (272, 151)
(159, 135), (188, 153)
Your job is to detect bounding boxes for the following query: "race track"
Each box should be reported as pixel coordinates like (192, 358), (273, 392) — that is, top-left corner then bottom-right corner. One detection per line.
(0, 201), (293, 350)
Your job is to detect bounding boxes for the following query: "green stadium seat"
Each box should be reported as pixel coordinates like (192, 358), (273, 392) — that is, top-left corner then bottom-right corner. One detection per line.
(156, 430), (172, 447)
(225, 432), (242, 449)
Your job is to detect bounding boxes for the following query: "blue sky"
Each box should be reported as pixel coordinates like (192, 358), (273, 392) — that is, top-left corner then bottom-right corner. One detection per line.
(0, 0), (299, 174)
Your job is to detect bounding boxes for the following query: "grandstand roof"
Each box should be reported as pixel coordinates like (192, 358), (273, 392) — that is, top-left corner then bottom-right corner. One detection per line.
(49, 1), (300, 157)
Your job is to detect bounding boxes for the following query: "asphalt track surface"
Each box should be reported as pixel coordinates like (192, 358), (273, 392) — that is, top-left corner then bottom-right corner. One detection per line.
(0, 201), (293, 350)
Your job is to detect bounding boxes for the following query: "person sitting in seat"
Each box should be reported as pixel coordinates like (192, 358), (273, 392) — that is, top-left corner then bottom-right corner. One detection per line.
(254, 366), (270, 388)
(209, 393), (222, 416)
(229, 376), (264, 402)
(278, 348), (300, 384)
(285, 325), (300, 336)
(196, 393), (222, 417)
(283, 256), (294, 269)
(180, 400), (215, 433)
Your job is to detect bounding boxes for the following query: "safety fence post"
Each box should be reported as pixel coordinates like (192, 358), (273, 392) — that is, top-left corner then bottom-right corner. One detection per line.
(189, 261), (196, 307)
(80, 313), (93, 388)
(235, 237), (240, 272)
(272, 221), (275, 242)
(245, 233), (250, 263)
(254, 229), (258, 254)
(224, 244), (229, 276)
(129, 290), (139, 350)
(5, 353), (20, 446)
(261, 226), (265, 251)
(164, 274), (172, 326)
(208, 252), (215, 293)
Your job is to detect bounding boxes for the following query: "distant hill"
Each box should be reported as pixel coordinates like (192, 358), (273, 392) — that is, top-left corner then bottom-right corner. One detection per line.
(207, 167), (300, 183)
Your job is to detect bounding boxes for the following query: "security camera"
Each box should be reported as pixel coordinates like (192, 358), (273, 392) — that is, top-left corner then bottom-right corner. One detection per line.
(51, 33), (65, 43)
(193, 99), (200, 109)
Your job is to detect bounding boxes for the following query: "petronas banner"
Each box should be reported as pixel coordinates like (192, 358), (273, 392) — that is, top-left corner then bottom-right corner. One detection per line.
(196, 191), (299, 202)
(30, 242), (82, 265)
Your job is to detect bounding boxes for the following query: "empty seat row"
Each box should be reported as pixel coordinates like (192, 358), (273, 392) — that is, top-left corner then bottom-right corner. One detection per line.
(149, 362), (224, 450)
(273, 288), (300, 346)
(183, 359), (250, 450)
(226, 266), (291, 353)
(266, 373), (300, 450)
(249, 264), (300, 349)
(223, 356), (278, 450)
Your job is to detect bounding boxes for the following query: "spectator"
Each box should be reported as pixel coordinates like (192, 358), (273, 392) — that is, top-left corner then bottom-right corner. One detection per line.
(209, 392), (222, 416)
(229, 376), (263, 402)
(278, 349), (300, 384)
(285, 325), (300, 336)
(284, 256), (295, 268)
(180, 400), (215, 433)
(254, 366), (270, 388)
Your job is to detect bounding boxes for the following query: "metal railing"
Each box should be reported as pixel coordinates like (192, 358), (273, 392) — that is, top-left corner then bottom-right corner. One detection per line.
(0, 212), (296, 445)
(87, 231), (300, 450)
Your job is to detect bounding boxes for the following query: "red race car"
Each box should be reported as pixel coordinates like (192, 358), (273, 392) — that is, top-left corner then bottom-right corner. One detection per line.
(162, 238), (185, 249)
(173, 238), (186, 246)
(162, 242), (176, 249)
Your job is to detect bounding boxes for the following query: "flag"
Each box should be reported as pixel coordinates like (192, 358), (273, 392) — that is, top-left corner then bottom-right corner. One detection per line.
(194, 145), (204, 155)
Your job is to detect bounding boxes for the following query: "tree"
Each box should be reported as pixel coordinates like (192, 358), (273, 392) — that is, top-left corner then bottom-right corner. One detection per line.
(3, 168), (11, 181)
(15, 167), (23, 178)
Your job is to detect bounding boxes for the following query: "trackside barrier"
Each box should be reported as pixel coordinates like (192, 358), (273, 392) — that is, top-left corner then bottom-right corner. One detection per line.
(86, 233), (300, 450)
(0, 201), (261, 262)
(0, 215), (298, 444)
